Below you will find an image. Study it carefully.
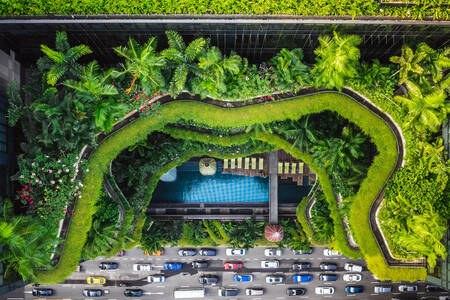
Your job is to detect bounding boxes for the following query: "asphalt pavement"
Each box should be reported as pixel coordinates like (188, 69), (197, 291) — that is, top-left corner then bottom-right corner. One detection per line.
(23, 246), (449, 300)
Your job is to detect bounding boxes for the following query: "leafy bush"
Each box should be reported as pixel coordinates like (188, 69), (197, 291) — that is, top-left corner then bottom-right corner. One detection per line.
(310, 191), (334, 243)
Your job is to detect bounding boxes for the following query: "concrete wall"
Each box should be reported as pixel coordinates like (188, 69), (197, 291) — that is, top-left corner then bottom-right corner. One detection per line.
(0, 49), (20, 92)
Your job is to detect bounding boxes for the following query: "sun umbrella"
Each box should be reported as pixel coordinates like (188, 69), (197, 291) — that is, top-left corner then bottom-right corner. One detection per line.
(265, 224), (284, 242)
(199, 157), (217, 176)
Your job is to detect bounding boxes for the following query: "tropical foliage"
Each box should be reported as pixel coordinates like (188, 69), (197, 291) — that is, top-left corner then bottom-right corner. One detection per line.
(310, 191), (334, 243)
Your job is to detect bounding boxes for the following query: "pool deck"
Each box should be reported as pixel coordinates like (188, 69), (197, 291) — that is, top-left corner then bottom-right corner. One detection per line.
(269, 150), (278, 225)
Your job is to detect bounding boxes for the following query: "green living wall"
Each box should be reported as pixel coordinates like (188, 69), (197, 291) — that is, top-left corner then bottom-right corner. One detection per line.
(35, 91), (426, 284)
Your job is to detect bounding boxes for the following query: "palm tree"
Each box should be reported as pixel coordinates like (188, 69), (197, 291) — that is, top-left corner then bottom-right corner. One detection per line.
(161, 31), (207, 96)
(416, 43), (450, 85)
(279, 116), (317, 151)
(270, 48), (310, 92)
(40, 31), (92, 86)
(389, 44), (427, 85)
(394, 80), (449, 132)
(113, 37), (166, 94)
(83, 220), (117, 259)
(311, 31), (362, 91)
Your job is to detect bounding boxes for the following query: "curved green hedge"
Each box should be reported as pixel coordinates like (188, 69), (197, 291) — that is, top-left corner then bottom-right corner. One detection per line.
(35, 91), (426, 283)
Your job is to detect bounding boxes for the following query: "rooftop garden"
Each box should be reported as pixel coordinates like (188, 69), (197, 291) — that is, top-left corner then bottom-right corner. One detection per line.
(0, 0), (448, 20)
(1, 30), (448, 286)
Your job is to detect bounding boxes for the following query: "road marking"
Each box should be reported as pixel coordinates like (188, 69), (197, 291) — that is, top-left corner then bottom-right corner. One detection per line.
(370, 294), (379, 296)
(370, 281), (379, 284)
(346, 294), (356, 297)
(156, 285), (164, 288)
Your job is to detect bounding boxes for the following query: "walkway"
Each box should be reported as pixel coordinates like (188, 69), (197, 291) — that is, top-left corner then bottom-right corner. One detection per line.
(268, 150), (278, 225)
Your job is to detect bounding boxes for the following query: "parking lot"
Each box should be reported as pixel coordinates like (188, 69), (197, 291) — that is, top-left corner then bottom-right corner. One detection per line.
(25, 246), (449, 300)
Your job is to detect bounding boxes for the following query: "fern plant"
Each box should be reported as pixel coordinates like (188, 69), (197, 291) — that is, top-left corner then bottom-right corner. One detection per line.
(311, 32), (362, 91)
(269, 48), (310, 92)
(161, 31), (206, 97)
(40, 31), (92, 86)
(389, 44), (427, 85)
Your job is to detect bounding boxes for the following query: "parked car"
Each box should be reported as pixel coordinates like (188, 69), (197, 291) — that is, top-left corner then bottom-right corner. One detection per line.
(32, 289), (53, 296)
(245, 288), (264, 296)
(264, 248), (282, 256)
(345, 285), (364, 294)
(144, 249), (163, 256)
(147, 275), (165, 283)
(323, 248), (340, 256)
(426, 285), (442, 292)
(226, 248), (246, 256)
(287, 288), (306, 296)
(344, 263), (363, 272)
(292, 248), (313, 255)
(234, 274), (253, 282)
(86, 276), (106, 285)
(319, 274), (337, 281)
(116, 250), (125, 257)
(164, 262), (182, 271)
(374, 286), (392, 294)
(199, 275), (219, 285)
(99, 262), (118, 270)
(398, 285), (418, 292)
(261, 260), (280, 268)
(320, 263), (337, 271)
(133, 263), (152, 271)
(192, 261), (209, 269)
(293, 274), (312, 282)
(343, 274), (362, 282)
(224, 262), (243, 270)
(315, 287), (335, 295)
(218, 288), (239, 297)
(266, 275), (284, 284)
(178, 249), (197, 256)
(292, 263), (311, 270)
(83, 289), (106, 297)
(199, 248), (216, 256)
(124, 289), (143, 297)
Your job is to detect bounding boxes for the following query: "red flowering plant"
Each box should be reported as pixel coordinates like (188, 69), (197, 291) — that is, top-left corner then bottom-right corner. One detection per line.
(12, 152), (86, 225)
(139, 101), (162, 118)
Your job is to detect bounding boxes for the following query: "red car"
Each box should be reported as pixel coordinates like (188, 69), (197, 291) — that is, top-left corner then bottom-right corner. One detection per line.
(224, 262), (243, 270)
(116, 250), (125, 257)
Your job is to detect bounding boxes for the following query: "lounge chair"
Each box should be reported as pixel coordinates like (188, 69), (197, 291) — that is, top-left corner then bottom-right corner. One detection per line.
(224, 159), (229, 169)
(258, 158), (264, 170)
(278, 162), (283, 174)
(291, 162), (297, 174)
(231, 159), (236, 169)
(251, 157), (257, 170)
(298, 162), (304, 173)
(284, 162), (290, 174)
(245, 158), (250, 169)
(237, 157), (242, 169)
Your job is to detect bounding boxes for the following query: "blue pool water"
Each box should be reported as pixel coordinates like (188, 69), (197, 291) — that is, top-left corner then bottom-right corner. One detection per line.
(152, 159), (311, 204)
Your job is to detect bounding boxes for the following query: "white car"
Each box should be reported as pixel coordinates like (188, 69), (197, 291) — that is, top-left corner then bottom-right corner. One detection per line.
(264, 248), (282, 257)
(398, 285), (418, 292)
(226, 248), (246, 256)
(266, 275), (284, 284)
(147, 275), (165, 283)
(315, 287), (335, 295)
(344, 263), (363, 272)
(261, 260), (280, 268)
(343, 274), (362, 282)
(133, 264), (152, 272)
(323, 248), (340, 256)
(245, 288), (264, 296)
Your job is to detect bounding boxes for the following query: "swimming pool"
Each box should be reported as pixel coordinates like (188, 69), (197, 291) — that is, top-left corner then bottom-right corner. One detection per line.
(151, 158), (311, 204)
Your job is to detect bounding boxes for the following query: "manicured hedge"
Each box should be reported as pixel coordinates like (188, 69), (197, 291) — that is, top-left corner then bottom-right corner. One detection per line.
(36, 91), (426, 283)
(1, 0), (447, 20)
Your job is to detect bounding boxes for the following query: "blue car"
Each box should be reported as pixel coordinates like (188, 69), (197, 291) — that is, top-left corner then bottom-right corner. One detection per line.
(345, 286), (364, 294)
(233, 274), (253, 282)
(293, 274), (313, 282)
(164, 262), (182, 270)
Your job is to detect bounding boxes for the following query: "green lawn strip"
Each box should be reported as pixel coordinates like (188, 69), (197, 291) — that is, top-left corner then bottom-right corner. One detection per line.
(257, 132), (361, 259)
(36, 92), (423, 283)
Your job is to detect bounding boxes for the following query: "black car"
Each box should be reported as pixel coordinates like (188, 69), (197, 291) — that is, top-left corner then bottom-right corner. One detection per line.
(83, 289), (103, 297)
(425, 285), (442, 292)
(320, 263), (337, 271)
(218, 288), (239, 297)
(199, 275), (219, 285)
(32, 289), (53, 296)
(99, 262), (118, 270)
(124, 289), (143, 297)
(178, 249), (197, 256)
(192, 261), (209, 269)
(199, 248), (216, 256)
(319, 274), (337, 281)
(287, 288), (306, 296)
(292, 263), (311, 270)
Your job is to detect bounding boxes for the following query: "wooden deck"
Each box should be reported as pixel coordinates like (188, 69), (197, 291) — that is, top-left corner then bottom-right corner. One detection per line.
(222, 150), (316, 186)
